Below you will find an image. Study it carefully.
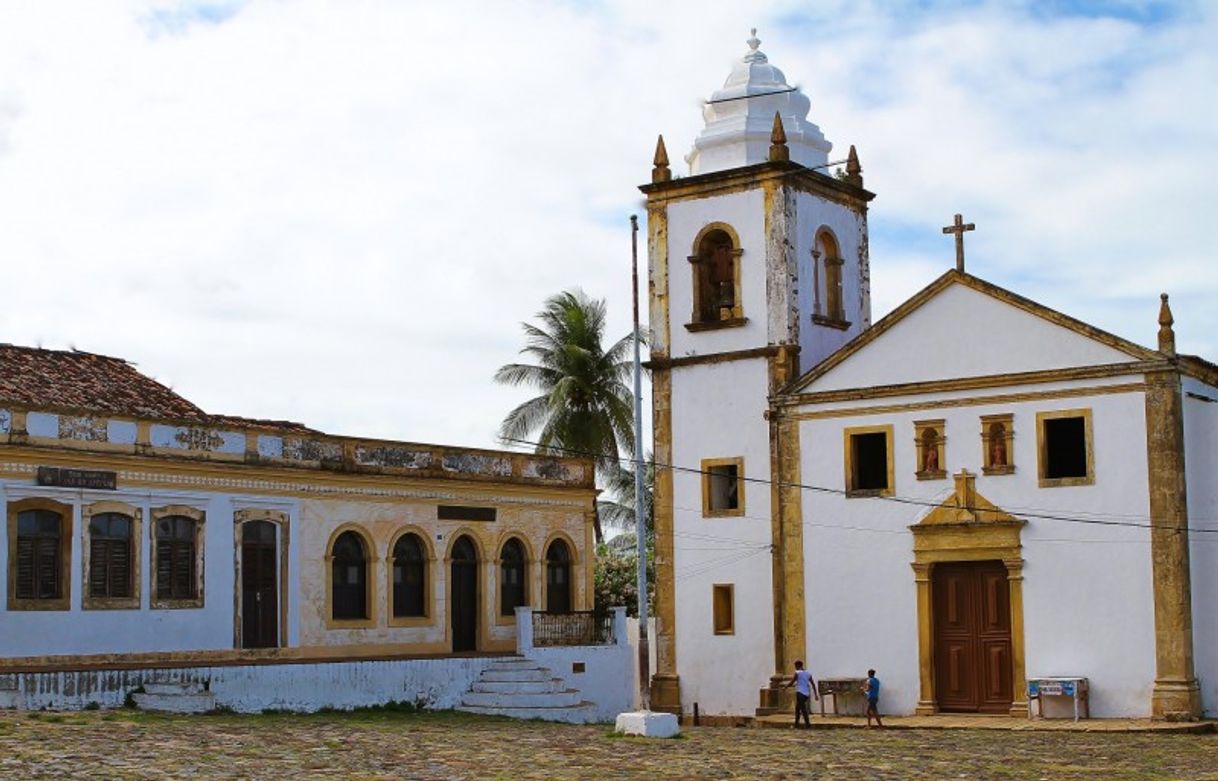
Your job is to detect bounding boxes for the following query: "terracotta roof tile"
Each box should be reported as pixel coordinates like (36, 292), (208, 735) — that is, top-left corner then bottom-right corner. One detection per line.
(0, 344), (208, 422)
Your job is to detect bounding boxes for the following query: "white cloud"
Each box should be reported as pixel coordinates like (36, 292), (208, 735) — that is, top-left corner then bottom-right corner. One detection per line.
(0, 0), (1214, 452)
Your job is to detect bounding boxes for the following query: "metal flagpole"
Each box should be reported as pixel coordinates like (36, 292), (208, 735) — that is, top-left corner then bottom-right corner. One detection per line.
(630, 214), (651, 711)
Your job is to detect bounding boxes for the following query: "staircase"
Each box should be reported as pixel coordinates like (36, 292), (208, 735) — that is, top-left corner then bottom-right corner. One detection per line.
(456, 657), (596, 723)
(132, 681), (217, 714)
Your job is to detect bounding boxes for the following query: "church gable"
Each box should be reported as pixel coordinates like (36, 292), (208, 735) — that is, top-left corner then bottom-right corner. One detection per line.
(790, 271), (1156, 395)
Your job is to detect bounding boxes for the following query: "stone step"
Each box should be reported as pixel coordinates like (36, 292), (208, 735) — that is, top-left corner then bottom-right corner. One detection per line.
(132, 690), (216, 714)
(483, 658), (538, 670)
(143, 681), (206, 696)
(460, 690), (583, 709)
(471, 678), (566, 695)
(479, 668), (555, 683)
(455, 701), (598, 724)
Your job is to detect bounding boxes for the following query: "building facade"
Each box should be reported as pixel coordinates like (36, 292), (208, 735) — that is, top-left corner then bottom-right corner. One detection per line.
(0, 345), (596, 669)
(646, 33), (1214, 720)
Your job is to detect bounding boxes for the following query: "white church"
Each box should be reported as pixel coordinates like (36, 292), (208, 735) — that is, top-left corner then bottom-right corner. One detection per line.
(644, 31), (1216, 720)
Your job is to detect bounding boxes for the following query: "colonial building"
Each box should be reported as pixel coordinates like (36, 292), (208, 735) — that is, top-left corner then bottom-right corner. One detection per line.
(0, 344), (596, 668)
(645, 32), (1215, 720)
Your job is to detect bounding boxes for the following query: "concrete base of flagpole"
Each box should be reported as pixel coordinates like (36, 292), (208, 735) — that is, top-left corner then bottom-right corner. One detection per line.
(615, 710), (680, 738)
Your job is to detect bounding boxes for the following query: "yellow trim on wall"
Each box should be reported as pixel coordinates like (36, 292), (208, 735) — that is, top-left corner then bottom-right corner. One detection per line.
(232, 508), (290, 649)
(700, 456), (746, 518)
(384, 524), (437, 629)
(712, 583), (735, 635)
(149, 504), (206, 610)
(910, 471), (1028, 717)
(323, 523), (378, 630)
(81, 500), (142, 611)
(981, 413), (1015, 476)
(1035, 408), (1095, 487)
(842, 424), (895, 497)
(6, 497), (73, 612)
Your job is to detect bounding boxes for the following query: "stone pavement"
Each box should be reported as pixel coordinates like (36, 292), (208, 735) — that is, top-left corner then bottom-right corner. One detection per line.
(2, 708), (1218, 780)
(754, 712), (1216, 733)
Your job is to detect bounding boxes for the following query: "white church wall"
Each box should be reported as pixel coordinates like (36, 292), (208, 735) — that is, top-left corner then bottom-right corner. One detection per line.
(793, 190), (868, 374)
(670, 357), (774, 715)
(0, 484), (276, 658)
(1183, 375), (1218, 717)
(803, 283), (1141, 393)
(797, 384), (1158, 716)
(666, 191), (768, 359)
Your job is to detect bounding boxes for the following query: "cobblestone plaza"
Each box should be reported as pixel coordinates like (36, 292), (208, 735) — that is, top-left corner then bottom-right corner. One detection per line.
(2, 710), (1216, 780)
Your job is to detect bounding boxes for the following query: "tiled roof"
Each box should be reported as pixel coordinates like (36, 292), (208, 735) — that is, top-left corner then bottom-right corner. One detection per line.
(0, 344), (208, 422)
(210, 414), (316, 434)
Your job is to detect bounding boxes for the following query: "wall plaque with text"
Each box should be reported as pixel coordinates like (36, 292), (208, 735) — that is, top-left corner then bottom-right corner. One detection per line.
(36, 466), (117, 490)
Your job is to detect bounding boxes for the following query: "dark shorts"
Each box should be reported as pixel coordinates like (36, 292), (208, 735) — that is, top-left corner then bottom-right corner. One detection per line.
(867, 698), (879, 710)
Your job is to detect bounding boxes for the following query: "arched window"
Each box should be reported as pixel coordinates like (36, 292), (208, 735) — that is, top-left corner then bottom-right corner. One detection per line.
(332, 531), (368, 620)
(545, 539), (572, 613)
(392, 533), (427, 618)
(155, 515), (198, 601)
(88, 512), (133, 599)
(690, 227), (742, 324)
(15, 509), (64, 600)
(815, 231), (845, 323)
(499, 538), (527, 616)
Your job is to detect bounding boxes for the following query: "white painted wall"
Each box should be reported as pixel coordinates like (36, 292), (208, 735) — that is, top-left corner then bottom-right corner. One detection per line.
(666, 190), (768, 359)
(797, 384), (1158, 717)
(793, 189), (869, 374)
(669, 357), (774, 715)
(803, 283), (1141, 393)
(1183, 375), (1218, 718)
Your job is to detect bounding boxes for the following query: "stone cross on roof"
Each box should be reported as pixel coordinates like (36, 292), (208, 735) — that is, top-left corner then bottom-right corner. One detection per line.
(942, 213), (976, 272)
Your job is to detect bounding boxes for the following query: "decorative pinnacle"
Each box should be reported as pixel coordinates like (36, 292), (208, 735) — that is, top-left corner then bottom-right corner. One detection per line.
(747, 28), (760, 51)
(768, 112), (789, 163)
(845, 144), (863, 187)
(1158, 293), (1176, 356)
(652, 134), (671, 183)
(744, 28), (766, 62)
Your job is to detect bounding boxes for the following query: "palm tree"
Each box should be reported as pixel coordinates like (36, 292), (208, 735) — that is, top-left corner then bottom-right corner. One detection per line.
(494, 289), (635, 543)
(598, 455), (654, 539)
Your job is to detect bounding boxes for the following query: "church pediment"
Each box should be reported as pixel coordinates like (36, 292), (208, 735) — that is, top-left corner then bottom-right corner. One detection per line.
(911, 471), (1025, 559)
(788, 270), (1159, 397)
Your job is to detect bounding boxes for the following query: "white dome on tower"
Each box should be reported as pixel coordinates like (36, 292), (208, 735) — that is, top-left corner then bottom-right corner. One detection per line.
(686, 30), (832, 175)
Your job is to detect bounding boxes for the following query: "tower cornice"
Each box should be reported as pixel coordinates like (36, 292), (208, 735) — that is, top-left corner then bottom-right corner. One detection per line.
(638, 159), (874, 208)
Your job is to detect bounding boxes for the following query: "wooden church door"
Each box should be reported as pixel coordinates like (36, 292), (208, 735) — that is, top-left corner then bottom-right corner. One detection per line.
(240, 521), (279, 649)
(932, 560), (1013, 713)
(450, 536), (478, 652)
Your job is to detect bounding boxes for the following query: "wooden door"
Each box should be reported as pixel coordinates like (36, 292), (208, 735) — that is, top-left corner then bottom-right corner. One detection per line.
(241, 521), (279, 649)
(451, 536), (478, 652)
(932, 560), (1012, 713)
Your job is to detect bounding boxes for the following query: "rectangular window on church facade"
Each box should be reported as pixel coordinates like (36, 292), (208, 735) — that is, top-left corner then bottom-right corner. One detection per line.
(701, 457), (744, 517)
(1036, 409), (1093, 487)
(712, 583), (734, 635)
(844, 425), (894, 497)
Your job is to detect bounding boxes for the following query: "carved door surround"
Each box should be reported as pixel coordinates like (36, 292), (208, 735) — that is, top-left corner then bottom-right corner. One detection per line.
(910, 470), (1028, 717)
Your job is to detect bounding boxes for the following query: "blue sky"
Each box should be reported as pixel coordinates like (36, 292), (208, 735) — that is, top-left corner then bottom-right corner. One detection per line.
(0, 0), (1214, 449)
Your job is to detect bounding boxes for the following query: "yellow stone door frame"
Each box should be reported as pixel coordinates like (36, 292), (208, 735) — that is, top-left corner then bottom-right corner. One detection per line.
(910, 470), (1028, 717)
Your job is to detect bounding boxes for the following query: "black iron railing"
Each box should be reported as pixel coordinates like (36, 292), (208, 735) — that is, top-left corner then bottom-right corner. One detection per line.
(532, 610), (614, 647)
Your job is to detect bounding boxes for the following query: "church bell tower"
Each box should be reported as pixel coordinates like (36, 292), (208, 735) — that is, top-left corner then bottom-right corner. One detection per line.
(642, 30), (875, 715)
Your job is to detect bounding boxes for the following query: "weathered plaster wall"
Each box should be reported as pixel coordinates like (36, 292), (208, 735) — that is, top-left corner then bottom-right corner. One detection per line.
(670, 358), (774, 715)
(297, 495), (590, 654)
(0, 482), (297, 658)
(1182, 376), (1218, 718)
(666, 190), (767, 358)
(793, 189), (869, 374)
(797, 383), (1156, 717)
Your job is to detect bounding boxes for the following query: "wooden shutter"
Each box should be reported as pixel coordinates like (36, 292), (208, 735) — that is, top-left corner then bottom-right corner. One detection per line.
(89, 539), (110, 597)
(15, 537), (35, 599)
(36, 537), (59, 599)
(172, 541), (194, 599)
(109, 539), (131, 598)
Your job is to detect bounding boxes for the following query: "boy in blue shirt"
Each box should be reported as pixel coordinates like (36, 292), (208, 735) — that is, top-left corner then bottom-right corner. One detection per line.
(784, 660), (818, 728)
(864, 669), (883, 728)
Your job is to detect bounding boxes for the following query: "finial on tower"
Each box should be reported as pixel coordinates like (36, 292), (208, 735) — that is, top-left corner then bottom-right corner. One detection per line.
(1158, 293), (1176, 356)
(768, 112), (789, 162)
(845, 144), (863, 187)
(652, 135), (671, 183)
